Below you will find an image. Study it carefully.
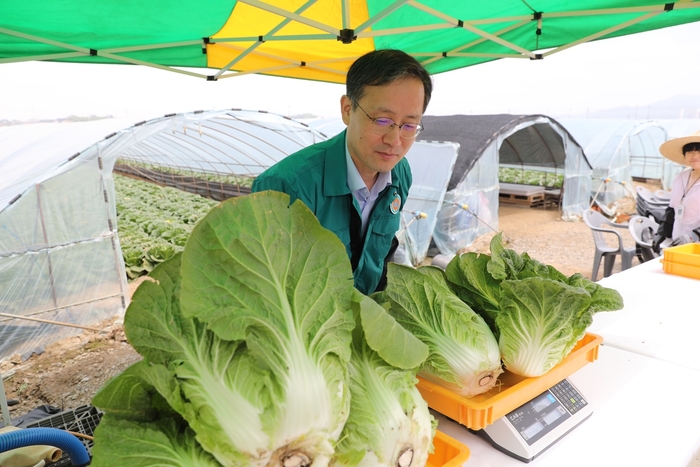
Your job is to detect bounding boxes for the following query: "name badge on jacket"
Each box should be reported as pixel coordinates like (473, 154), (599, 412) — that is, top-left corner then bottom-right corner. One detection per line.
(390, 192), (401, 214)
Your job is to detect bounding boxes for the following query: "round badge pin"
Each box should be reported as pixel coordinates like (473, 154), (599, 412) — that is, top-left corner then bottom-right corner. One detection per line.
(390, 195), (401, 214)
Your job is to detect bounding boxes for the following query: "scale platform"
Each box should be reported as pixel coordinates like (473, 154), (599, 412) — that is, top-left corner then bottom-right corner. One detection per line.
(472, 378), (592, 463)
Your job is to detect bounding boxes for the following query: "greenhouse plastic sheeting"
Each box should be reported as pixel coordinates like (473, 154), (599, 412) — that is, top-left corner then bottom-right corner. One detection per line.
(420, 114), (592, 255)
(0, 109), (327, 361)
(395, 141), (459, 266)
(558, 118), (664, 206)
(558, 118), (700, 195)
(0, 124), (130, 360)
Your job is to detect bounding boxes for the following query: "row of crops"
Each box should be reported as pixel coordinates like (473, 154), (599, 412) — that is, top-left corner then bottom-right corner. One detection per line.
(114, 166), (563, 281)
(116, 159), (256, 187)
(114, 174), (218, 280)
(498, 167), (564, 188)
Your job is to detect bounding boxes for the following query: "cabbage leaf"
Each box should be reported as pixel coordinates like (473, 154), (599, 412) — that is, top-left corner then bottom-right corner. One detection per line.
(374, 263), (503, 397)
(445, 233), (624, 377)
(333, 292), (434, 466)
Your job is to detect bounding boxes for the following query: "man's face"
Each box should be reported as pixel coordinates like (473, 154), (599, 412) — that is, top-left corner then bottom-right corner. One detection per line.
(341, 77), (425, 182)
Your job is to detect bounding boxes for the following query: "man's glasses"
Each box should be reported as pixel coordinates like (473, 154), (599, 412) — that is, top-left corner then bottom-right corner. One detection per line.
(355, 102), (424, 140)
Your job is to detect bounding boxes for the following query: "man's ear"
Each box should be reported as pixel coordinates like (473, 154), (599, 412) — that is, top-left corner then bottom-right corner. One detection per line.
(340, 95), (352, 125)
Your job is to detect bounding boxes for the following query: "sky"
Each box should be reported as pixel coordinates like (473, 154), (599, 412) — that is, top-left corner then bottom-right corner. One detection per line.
(0, 21), (699, 123)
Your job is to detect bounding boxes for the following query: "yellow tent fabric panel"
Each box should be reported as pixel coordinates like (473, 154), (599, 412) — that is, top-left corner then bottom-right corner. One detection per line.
(208, 0), (375, 82)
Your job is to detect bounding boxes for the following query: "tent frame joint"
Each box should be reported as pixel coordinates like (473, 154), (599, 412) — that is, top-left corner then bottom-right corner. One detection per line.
(337, 28), (356, 44)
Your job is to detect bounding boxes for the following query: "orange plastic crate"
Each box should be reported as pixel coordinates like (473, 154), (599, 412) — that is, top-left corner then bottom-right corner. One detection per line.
(417, 332), (603, 430)
(660, 259), (700, 280)
(663, 243), (700, 267)
(427, 430), (471, 467)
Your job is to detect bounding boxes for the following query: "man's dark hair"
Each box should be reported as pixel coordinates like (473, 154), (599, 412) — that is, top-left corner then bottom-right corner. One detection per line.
(346, 49), (433, 113)
(683, 142), (700, 154)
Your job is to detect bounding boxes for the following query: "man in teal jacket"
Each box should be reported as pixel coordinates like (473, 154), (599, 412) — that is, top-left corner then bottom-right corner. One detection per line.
(252, 49), (432, 294)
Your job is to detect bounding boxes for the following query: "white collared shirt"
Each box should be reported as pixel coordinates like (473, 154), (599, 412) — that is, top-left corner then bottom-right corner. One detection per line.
(346, 145), (392, 236)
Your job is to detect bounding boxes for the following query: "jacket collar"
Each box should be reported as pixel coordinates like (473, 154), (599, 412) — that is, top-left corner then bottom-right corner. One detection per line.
(323, 131), (352, 196)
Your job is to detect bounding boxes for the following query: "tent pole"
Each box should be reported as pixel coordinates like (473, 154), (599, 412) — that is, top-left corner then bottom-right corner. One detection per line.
(36, 184), (58, 310)
(0, 312), (106, 333)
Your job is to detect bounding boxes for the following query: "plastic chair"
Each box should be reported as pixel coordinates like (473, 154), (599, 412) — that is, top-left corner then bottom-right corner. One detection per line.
(627, 215), (659, 263)
(653, 189), (672, 202)
(582, 209), (636, 281)
(636, 185), (669, 223)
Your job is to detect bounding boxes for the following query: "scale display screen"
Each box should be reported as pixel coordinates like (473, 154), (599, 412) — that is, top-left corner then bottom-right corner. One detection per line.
(505, 379), (587, 446)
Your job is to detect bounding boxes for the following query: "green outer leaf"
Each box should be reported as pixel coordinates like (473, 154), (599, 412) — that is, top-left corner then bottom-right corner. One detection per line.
(91, 361), (161, 422)
(497, 277), (594, 377)
(177, 191), (356, 464)
(356, 290), (428, 370)
(122, 253), (271, 466)
(334, 335), (434, 467)
(445, 252), (501, 329)
(380, 263), (502, 397)
(179, 191), (354, 347)
(568, 273), (624, 314)
(91, 417), (221, 467)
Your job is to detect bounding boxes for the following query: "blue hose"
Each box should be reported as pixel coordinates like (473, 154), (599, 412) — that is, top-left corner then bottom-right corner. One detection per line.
(0, 427), (90, 466)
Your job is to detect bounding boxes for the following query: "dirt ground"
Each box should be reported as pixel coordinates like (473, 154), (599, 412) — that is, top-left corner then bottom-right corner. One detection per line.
(0, 181), (659, 424)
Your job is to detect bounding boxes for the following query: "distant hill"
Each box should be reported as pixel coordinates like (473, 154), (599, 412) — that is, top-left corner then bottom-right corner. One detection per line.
(564, 94), (700, 120)
(0, 115), (114, 126)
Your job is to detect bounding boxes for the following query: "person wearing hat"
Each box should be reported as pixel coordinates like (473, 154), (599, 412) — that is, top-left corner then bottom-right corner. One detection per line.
(652, 130), (700, 253)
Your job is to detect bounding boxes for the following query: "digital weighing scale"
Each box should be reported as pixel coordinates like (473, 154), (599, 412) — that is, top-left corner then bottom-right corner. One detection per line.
(473, 378), (593, 463)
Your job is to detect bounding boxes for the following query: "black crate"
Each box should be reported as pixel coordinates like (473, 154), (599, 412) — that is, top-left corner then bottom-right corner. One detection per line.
(24, 405), (103, 466)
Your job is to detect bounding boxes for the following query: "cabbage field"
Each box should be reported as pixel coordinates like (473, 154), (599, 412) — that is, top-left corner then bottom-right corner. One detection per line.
(116, 160), (256, 188)
(114, 174), (218, 280)
(499, 167), (564, 188)
(114, 167), (563, 282)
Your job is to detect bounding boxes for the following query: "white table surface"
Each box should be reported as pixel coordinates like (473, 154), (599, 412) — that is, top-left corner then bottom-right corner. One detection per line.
(589, 257), (700, 371)
(439, 345), (700, 467)
(438, 256), (700, 466)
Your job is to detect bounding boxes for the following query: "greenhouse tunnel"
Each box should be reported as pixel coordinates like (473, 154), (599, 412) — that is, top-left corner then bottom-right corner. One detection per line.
(0, 109), (327, 361)
(419, 114), (593, 255)
(557, 118), (668, 210)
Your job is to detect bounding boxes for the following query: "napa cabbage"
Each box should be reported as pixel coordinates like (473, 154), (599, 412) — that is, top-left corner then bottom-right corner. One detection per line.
(374, 263), (503, 398)
(445, 233), (624, 377)
(93, 191), (358, 467)
(93, 191), (440, 467)
(333, 292), (434, 467)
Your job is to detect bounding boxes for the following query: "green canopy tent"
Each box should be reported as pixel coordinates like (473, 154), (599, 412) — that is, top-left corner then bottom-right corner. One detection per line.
(2, 1), (700, 83)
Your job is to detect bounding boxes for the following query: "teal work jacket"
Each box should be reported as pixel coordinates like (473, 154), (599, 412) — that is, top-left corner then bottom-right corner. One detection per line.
(251, 131), (412, 295)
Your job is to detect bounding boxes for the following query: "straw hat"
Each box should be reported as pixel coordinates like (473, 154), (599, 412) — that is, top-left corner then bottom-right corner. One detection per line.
(659, 130), (700, 166)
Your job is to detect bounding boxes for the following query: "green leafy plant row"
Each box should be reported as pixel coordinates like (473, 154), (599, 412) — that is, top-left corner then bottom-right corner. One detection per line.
(116, 159), (256, 188)
(114, 174), (218, 280)
(499, 167), (563, 188)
